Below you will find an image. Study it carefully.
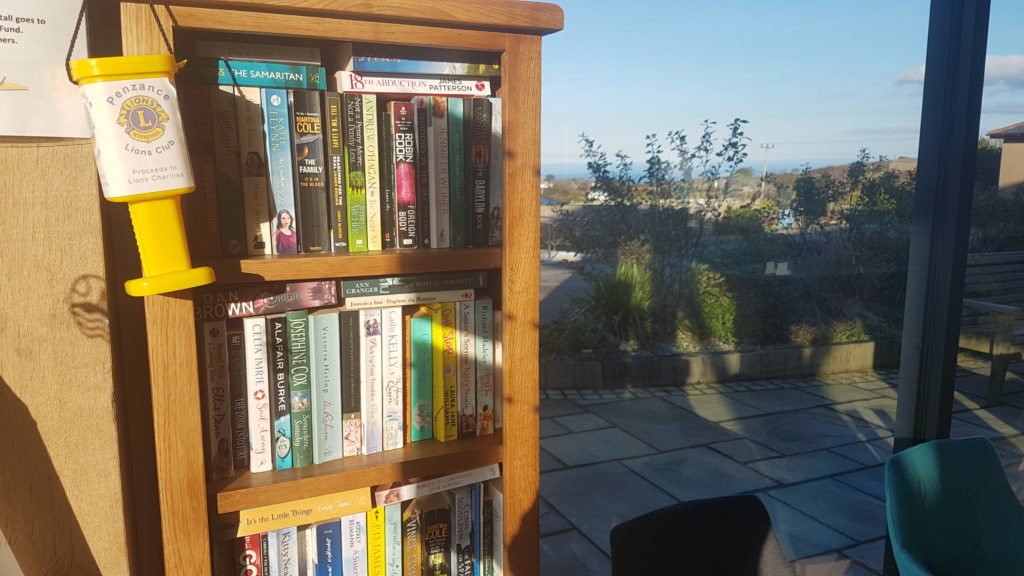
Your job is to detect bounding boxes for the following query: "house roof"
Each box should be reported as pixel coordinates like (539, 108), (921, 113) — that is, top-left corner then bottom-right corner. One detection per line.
(988, 121), (1024, 139)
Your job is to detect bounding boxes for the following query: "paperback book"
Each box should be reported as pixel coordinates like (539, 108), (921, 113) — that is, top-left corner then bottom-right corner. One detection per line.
(334, 71), (491, 98)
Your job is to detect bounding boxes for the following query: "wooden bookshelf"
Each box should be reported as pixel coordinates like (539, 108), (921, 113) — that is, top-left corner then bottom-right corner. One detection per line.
(117, 1), (560, 574)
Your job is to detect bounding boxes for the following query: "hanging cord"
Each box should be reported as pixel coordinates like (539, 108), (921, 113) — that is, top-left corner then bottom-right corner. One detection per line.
(65, 0), (175, 84)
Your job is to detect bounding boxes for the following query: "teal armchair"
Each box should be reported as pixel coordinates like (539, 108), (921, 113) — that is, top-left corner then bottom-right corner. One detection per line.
(885, 437), (1024, 575)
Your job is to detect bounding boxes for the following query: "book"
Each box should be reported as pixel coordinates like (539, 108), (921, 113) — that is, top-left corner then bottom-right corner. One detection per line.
(315, 521), (342, 576)
(343, 93), (369, 252)
(290, 90), (331, 253)
(262, 533), (273, 576)
(339, 310), (363, 457)
(421, 494), (452, 576)
(373, 464), (501, 507)
(195, 281), (338, 322)
(210, 85), (246, 257)
(488, 99), (502, 246)
(179, 85), (221, 259)
(381, 306), (404, 451)
(194, 40), (321, 65)
(287, 310), (314, 468)
(412, 97), (432, 248)
(235, 85), (273, 255)
(409, 308), (434, 442)
(367, 507), (386, 576)
(363, 95), (383, 251)
(471, 485), (482, 576)
(456, 300), (476, 439)
(402, 499), (423, 576)
(201, 320), (233, 480)
(450, 487), (473, 576)
(429, 97), (451, 248)
(311, 310), (343, 464)
(323, 92), (348, 253)
(432, 302), (458, 442)
(268, 314), (293, 470)
(467, 98), (491, 247)
(384, 503), (403, 576)
(334, 71), (491, 98)
(474, 297), (494, 436)
(299, 525), (316, 576)
(182, 58), (327, 89)
(390, 101), (419, 249)
(493, 312), (502, 430)
(229, 487), (372, 538)
(481, 492), (493, 576)
(379, 104), (397, 250)
(360, 308), (384, 455)
(237, 534), (264, 576)
(336, 44), (499, 77)
(267, 530), (280, 576)
(243, 316), (273, 473)
(447, 98), (466, 248)
(340, 272), (487, 298)
(278, 526), (299, 576)
(262, 88), (300, 255)
(486, 479), (503, 576)
(341, 512), (369, 576)
(227, 319), (250, 471)
(342, 289), (475, 311)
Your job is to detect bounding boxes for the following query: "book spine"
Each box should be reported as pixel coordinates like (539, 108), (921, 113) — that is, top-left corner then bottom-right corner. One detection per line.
(342, 289), (474, 311)
(429, 97), (450, 248)
(315, 521), (342, 576)
(367, 507), (386, 576)
(323, 92), (348, 253)
(391, 101), (419, 249)
(403, 308), (413, 445)
(232, 487), (372, 537)
(457, 300), (476, 438)
(244, 316), (273, 473)
(474, 297), (494, 436)
(278, 526), (299, 576)
(339, 310), (363, 456)
(493, 312), (502, 430)
(195, 281), (339, 321)
(227, 319), (250, 471)
(412, 97), (431, 248)
(262, 88), (299, 255)
(363, 95), (383, 251)
(268, 314), (293, 470)
(481, 491), (493, 576)
(183, 59), (327, 89)
(290, 90), (331, 253)
(447, 98), (466, 248)
(385, 503), (403, 576)
(462, 99), (474, 247)
(311, 311), (343, 464)
(488, 99), (502, 246)
(235, 85), (273, 255)
(422, 497), (452, 576)
(194, 40), (322, 65)
(381, 306), (404, 451)
(201, 319), (234, 480)
(452, 488), (473, 576)
(180, 85), (222, 258)
(469, 99), (491, 247)
(237, 534), (264, 576)
(402, 500), (422, 576)
(429, 302), (458, 442)
(340, 271), (487, 298)
(267, 531), (280, 576)
(486, 480), (503, 576)
(343, 94), (369, 252)
(360, 308), (384, 455)
(299, 525), (315, 576)
(210, 86), (247, 257)
(410, 310), (434, 442)
(287, 310), (314, 468)
(347, 59), (500, 77)
(380, 105), (397, 250)
(341, 513), (369, 576)
(471, 484), (482, 576)
(334, 71), (490, 97)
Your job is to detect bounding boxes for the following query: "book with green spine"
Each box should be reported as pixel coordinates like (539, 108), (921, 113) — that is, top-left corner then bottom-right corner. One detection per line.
(447, 98), (466, 248)
(343, 93), (369, 252)
(286, 309), (313, 468)
(410, 307), (434, 442)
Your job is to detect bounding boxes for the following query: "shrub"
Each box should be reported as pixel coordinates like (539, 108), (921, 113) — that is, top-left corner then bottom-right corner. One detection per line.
(678, 264), (736, 346)
(570, 259), (654, 351)
(717, 204), (764, 237)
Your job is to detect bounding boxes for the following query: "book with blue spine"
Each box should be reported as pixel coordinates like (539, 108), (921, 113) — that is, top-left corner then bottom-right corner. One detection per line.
(474, 297), (494, 436)
(287, 310), (313, 468)
(262, 88), (300, 255)
(209, 85), (246, 256)
(268, 314), (293, 471)
(310, 310), (343, 464)
(183, 58), (327, 89)
(337, 43), (500, 77)
(381, 306), (404, 451)
(447, 98), (466, 248)
(342, 512), (369, 576)
(360, 308), (384, 455)
(315, 521), (342, 576)
(385, 503), (403, 576)
(409, 308), (434, 442)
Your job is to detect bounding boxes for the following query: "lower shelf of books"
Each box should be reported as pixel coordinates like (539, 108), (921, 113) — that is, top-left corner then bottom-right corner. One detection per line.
(212, 430), (503, 514)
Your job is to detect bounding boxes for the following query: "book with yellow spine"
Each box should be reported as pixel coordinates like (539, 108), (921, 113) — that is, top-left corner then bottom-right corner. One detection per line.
(428, 302), (458, 442)
(367, 506), (387, 576)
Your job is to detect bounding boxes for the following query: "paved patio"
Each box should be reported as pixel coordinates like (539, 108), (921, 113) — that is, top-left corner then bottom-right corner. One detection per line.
(538, 357), (1024, 575)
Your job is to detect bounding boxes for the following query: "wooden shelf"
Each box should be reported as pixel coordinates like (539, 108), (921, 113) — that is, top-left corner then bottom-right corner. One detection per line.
(198, 248), (503, 284)
(211, 430), (503, 514)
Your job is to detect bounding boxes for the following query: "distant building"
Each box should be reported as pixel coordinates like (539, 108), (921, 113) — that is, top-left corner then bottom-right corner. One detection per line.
(987, 122), (1024, 195)
(883, 156), (918, 172)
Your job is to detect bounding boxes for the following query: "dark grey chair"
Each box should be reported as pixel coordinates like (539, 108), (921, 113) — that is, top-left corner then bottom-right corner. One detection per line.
(610, 495), (793, 576)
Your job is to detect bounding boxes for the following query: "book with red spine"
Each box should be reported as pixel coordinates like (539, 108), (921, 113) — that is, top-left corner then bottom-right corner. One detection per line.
(236, 533), (264, 576)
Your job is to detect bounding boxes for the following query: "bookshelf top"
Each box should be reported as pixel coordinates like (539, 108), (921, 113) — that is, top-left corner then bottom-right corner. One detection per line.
(126, 0), (564, 36)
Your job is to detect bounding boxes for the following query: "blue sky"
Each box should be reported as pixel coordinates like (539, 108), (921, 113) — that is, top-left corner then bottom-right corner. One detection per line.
(540, 0), (1024, 175)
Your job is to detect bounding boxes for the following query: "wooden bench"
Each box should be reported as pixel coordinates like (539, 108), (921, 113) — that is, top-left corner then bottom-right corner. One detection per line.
(960, 251), (1024, 403)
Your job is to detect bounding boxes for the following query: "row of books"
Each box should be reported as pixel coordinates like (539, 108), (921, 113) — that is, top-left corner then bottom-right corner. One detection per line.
(180, 40), (504, 261)
(198, 273), (504, 479)
(215, 465), (503, 576)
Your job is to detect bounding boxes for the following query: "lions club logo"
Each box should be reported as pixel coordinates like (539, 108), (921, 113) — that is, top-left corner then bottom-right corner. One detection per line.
(117, 95), (169, 143)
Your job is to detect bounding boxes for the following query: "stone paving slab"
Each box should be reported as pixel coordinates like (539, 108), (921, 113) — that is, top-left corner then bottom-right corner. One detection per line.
(540, 418), (569, 438)
(952, 404), (1024, 438)
(949, 415), (1008, 439)
(828, 438), (893, 467)
(587, 398), (739, 451)
(664, 393), (765, 422)
(769, 479), (886, 542)
(542, 462), (677, 554)
(834, 466), (885, 501)
(540, 499), (573, 536)
(710, 438), (782, 462)
(793, 553), (879, 576)
(554, 412), (613, 433)
(622, 447), (776, 502)
(723, 388), (833, 413)
(748, 451), (864, 485)
(759, 495), (856, 559)
(541, 427), (656, 467)
(955, 373), (1024, 398)
(720, 408), (890, 455)
(540, 399), (584, 418)
(803, 383), (880, 404)
(540, 449), (565, 473)
(826, 397), (898, 431)
(540, 530), (611, 576)
(842, 539), (885, 574)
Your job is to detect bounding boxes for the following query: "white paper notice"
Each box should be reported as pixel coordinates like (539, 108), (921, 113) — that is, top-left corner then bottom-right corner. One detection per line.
(0, 0), (90, 138)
